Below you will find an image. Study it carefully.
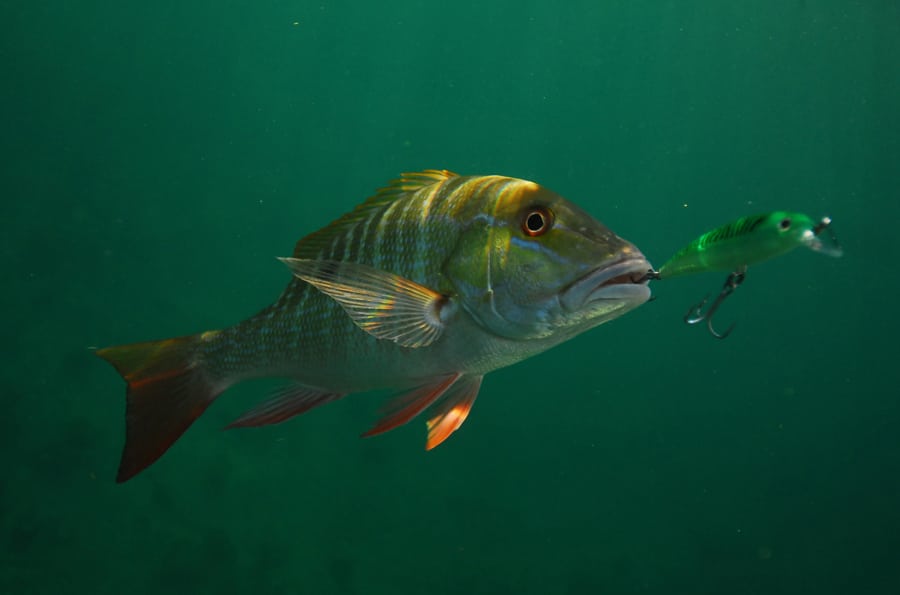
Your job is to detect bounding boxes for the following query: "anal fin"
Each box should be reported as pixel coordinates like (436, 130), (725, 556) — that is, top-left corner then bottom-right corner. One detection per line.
(227, 384), (344, 428)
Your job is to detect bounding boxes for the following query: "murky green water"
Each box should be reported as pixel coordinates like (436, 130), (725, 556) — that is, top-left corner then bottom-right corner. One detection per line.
(4, 2), (899, 593)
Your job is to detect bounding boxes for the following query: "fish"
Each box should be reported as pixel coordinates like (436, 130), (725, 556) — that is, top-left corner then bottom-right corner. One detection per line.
(97, 169), (652, 482)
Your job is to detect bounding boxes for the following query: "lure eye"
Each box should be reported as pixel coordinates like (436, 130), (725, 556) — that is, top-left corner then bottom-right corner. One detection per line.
(522, 207), (553, 237)
(779, 217), (792, 231)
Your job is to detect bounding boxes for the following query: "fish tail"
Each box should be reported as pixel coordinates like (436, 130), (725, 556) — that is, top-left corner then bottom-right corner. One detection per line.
(96, 332), (226, 482)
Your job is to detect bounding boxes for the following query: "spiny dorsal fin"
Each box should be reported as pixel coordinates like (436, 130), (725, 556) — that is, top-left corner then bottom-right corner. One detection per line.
(292, 169), (458, 258)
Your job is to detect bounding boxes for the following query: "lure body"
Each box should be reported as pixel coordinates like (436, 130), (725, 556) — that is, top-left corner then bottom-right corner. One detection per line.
(658, 211), (841, 280)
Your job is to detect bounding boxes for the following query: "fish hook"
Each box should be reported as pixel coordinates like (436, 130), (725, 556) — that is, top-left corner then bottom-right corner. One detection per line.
(684, 267), (747, 339)
(638, 269), (661, 282)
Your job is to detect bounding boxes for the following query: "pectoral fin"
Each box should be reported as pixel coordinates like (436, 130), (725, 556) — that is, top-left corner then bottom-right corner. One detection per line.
(280, 258), (449, 348)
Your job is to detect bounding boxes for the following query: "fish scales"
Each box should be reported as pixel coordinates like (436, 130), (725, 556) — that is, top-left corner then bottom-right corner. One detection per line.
(200, 175), (488, 384)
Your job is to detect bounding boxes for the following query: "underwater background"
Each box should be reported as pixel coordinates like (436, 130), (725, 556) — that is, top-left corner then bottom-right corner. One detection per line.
(3, 1), (900, 593)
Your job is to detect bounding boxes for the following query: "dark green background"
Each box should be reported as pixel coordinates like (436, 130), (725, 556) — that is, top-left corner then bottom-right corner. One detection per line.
(3, 2), (899, 593)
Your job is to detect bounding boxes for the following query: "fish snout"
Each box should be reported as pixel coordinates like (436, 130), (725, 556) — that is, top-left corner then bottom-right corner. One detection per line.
(560, 256), (653, 312)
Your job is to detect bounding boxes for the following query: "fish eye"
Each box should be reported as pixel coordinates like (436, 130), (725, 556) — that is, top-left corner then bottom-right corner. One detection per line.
(522, 207), (553, 237)
(779, 217), (792, 231)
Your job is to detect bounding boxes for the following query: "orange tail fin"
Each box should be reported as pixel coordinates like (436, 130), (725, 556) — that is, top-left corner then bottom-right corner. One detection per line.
(96, 333), (224, 482)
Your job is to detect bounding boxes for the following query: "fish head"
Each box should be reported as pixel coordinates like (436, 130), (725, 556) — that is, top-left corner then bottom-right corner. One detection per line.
(446, 178), (652, 341)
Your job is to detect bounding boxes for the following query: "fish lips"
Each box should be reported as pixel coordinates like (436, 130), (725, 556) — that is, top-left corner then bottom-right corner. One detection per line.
(560, 257), (653, 312)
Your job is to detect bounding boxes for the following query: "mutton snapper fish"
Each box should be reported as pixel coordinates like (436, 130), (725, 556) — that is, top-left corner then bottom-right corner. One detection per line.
(97, 170), (652, 482)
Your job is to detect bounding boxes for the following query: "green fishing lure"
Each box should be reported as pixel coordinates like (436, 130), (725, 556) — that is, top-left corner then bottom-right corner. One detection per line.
(657, 211), (842, 280)
(649, 211), (842, 338)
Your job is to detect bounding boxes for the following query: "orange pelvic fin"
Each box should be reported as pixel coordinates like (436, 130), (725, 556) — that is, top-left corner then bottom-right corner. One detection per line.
(95, 333), (225, 482)
(361, 373), (461, 437)
(227, 385), (344, 428)
(425, 375), (482, 449)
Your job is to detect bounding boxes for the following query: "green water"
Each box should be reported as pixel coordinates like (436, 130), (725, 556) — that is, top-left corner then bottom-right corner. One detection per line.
(4, 1), (899, 593)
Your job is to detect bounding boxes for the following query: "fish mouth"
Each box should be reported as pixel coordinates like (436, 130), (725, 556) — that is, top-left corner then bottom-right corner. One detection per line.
(560, 257), (653, 312)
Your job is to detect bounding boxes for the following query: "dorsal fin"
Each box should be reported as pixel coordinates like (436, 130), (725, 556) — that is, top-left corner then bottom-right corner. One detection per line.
(292, 169), (458, 258)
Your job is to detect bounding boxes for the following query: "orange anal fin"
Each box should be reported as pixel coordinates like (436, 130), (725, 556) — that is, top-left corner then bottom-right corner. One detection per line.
(426, 375), (482, 449)
(95, 333), (224, 483)
(227, 385), (344, 428)
(361, 373), (461, 437)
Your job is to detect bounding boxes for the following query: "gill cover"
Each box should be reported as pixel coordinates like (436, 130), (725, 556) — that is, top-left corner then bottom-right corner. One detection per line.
(444, 179), (639, 340)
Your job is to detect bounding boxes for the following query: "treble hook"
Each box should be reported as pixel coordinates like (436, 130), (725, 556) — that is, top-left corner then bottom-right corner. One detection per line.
(684, 266), (747, 339)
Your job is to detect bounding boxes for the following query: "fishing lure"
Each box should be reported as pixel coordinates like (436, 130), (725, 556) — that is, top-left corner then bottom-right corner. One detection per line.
(646, 211), (842, 338)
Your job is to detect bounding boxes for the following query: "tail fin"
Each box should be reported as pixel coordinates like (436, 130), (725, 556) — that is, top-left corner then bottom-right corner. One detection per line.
(96, 333), (225, 482)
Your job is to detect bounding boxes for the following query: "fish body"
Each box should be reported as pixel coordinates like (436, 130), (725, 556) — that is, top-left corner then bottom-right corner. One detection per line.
(98, 170), (652, 481)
